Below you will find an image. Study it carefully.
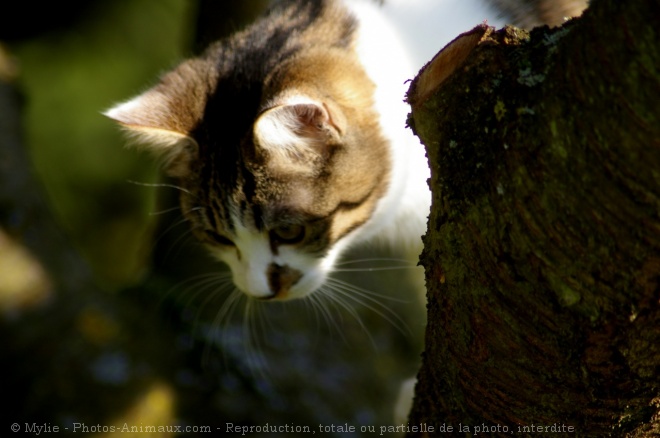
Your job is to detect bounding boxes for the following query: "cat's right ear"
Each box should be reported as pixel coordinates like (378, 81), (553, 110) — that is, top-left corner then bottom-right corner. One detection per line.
(104, 56), (212, 178)
(104, 92), (198, 179)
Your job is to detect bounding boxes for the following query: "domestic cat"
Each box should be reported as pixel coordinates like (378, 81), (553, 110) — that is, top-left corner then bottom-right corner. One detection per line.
(106, 0), (430, 301)
(106, 0), (586, 301)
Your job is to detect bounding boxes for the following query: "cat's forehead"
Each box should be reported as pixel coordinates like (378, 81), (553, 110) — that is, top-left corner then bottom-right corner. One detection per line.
(221, 176), (318, 229)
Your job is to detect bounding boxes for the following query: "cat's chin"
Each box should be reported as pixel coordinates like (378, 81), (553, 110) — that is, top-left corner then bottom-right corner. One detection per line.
(217, 237), (347, 302)
(237, 270), (326, 302)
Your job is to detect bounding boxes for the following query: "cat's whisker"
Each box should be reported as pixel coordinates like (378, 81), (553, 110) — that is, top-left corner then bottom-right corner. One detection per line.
(241, 299), (272, 382)
(306, 291), (333, 331)
(166, 272), (235, 341)
(325, 278), (411, 336)
(149, 215), (191, 250)
(301, 294), (324, 338)
(151, 273), (220, 328)
(333, 257), (420, 273)
(316, 286), (377, 348)
(126, 179), (196, 197)
(188, 273), (234, 324)
(334, 257), (415, 266)
(158, 271), (232, 312)
(149, 205), (204, 238)
(309, 288), (350, 343)
(203, 288), (243, 367)
(148, 206), (182, 216)
(146, 205), (203, 255)
(333, 266), (418, 273)
(252, 300), (279, 345)
(159, 222), (201, 262)
(327, 276), (412, 304)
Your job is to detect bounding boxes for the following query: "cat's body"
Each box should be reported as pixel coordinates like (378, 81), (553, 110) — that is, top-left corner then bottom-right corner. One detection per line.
(106, 0), (585, 301)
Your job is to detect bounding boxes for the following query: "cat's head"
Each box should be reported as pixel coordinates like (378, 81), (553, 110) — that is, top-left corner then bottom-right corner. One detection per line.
(105, 3), (391, 300)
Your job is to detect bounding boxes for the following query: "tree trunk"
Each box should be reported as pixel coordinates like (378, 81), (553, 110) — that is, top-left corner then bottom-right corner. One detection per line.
(406, 0), (659, 435)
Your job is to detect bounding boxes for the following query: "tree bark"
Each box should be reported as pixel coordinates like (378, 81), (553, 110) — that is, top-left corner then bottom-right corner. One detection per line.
(406, 0), (659, 435)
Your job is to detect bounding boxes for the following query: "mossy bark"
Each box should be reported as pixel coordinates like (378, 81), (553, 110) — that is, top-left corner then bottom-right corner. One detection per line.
(406, 0), (659, 436)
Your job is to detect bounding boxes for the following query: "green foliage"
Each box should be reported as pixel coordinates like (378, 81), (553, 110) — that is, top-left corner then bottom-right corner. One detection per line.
(12, 0), (194, 286)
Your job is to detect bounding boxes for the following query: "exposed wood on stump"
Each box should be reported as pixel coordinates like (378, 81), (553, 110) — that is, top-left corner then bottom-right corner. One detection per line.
(406, 0), (659, 436)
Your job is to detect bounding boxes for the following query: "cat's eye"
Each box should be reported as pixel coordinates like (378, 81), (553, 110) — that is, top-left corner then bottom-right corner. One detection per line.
(270, 224), (305, 245)
(206, 230), (234, 247)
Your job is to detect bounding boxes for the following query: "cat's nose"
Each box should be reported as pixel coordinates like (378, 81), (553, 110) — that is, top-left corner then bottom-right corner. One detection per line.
(266, 263), (302, 299)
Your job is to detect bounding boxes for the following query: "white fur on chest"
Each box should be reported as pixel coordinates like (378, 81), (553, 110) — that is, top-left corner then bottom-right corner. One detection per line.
(339, 0), (507, 250)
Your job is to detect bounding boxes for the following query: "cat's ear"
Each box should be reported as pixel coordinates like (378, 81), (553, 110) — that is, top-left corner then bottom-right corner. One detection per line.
(104, 92), (198, 178)
(253, 98), (346, 167)
(104, 59), (211, 178)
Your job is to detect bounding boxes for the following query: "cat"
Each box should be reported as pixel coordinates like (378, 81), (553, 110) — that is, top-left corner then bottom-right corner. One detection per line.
(105, 0), (429, 301)
(105, 0), (586, 302)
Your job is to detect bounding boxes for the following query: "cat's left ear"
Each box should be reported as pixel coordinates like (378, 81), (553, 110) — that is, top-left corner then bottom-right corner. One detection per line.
(253, 98), (346, 164)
